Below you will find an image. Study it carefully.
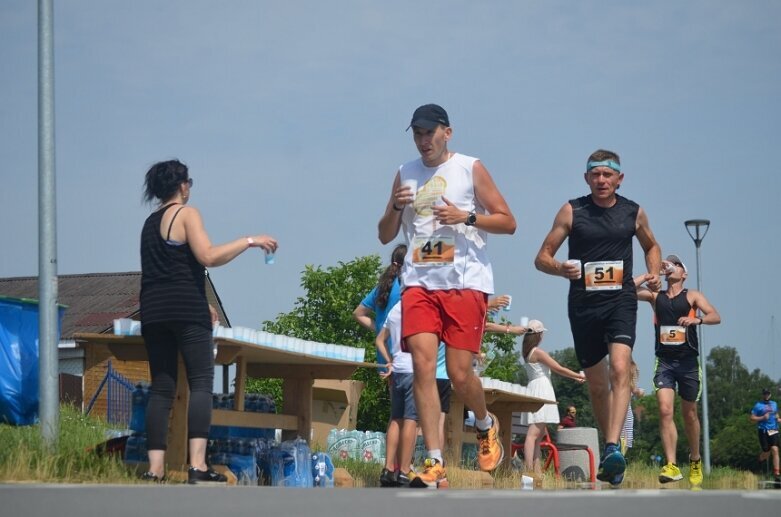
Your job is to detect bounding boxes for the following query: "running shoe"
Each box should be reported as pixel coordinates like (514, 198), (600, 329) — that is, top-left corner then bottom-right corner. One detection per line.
(188, 466), (228, 484)
(398, 470), (416, 487)
(409, 458), (448, 489)
(476, 413), (504, 472)
(596, 444), (626, 486)
(658, 463), (683, 483)
(688, 457), (703, 486)
(379, 467), (400, 487)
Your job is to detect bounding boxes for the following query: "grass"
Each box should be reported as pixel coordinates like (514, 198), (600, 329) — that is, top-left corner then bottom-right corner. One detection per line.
(0, 407), (764, 489)
(0, 404), (134, 484)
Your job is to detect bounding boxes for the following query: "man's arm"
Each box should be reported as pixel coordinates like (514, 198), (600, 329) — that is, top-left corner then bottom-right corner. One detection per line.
(635, 206), (662, 291)
(634, 274), (656, 304)
(432, 160), (516, 234)
(378, 171), (408, 244)
(534, 203), (579, 279)
(686, 291), (722, 326)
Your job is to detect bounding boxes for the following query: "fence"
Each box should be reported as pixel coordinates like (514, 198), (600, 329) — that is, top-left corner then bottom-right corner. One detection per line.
(85, 360), (135, 427)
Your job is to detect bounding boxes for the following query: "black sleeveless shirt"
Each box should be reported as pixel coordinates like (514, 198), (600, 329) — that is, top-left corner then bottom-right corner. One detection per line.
(653, 289), (699, 358)
(568, 194), (639, 307)
(139, 204), (211, 328)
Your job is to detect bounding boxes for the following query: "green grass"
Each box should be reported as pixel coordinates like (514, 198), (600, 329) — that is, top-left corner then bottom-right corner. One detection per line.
(0, 404), (134, 483)
(0, 407), (764, 489)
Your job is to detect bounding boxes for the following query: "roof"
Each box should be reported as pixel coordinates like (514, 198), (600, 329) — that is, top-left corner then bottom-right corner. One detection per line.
(0, 272), (228, 339)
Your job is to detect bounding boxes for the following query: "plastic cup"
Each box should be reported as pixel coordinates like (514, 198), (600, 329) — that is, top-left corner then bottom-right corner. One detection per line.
(502, 295), (512, 312)
(520, 316), (529, 327)
(265, 251), (275, 264)
(401, 178), (418, 200)
(565, 259), (582, 279)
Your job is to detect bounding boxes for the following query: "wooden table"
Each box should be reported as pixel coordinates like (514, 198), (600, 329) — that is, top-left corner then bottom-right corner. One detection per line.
(74, 333), (378, 476)
(445, 385), (555, 467)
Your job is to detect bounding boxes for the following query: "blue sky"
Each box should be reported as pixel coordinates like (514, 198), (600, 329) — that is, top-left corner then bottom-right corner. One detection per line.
(1, 1), (779, 392)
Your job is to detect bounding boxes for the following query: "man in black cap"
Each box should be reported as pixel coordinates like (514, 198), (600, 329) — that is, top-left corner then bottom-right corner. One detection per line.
(751, 387), (781, 485)
(635, 253), (721, 486)
(378, 103), (516, 488)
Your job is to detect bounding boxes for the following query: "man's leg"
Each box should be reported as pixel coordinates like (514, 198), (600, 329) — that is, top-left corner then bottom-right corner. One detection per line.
(681, 398), (703, 485)
(658, 388), (679, 465)
(446, 346), (488, 421)
(446, 346), (503, 471)
(399, 418), (418, 474)
(681, 399), (701, 460)
(584, 358), (610, 438)
(407, 332), (448, 488)
(408, 332), (441, 454)
(606, 343), (632, 446)
(384, 418), (401, 472)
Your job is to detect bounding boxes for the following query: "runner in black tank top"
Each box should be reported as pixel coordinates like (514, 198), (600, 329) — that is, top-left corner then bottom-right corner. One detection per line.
(636, 253), (721, 486)
(535, 149), (662, 487)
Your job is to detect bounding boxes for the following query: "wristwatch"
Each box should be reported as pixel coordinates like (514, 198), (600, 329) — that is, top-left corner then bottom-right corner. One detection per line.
(465, 211), (477, 226)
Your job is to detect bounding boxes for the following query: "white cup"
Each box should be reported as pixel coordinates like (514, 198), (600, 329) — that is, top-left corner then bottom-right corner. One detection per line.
(502, 295), (512, 312)
(565, 259), (582, 279)
(401, 178), (418, 200)
(265, 251), (275, 265)
(521, 475), (534, 490)
(520, 316), (529, 327)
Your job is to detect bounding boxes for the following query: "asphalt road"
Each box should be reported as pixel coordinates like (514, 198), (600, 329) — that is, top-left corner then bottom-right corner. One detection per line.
(2, 485), (780, 517)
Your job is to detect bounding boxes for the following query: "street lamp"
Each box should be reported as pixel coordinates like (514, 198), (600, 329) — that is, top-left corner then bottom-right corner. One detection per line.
(685, 219), (711, 474)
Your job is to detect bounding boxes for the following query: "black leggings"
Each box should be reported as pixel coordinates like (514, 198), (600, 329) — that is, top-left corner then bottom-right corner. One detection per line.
(142, 321), (214, 450)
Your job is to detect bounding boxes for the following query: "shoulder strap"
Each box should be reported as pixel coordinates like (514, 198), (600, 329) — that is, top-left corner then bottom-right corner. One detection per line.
(165, 205), (186, 241)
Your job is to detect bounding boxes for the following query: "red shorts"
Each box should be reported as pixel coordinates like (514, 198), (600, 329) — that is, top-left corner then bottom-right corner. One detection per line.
(401, 287), (487, 354)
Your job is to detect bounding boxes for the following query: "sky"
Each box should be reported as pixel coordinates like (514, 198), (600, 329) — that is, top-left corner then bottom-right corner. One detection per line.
(1, 1), (779, 392)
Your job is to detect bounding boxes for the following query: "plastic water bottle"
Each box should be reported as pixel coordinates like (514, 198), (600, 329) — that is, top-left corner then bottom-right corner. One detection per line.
(129, 383), (148, 432)
(312, 452), (334, 487)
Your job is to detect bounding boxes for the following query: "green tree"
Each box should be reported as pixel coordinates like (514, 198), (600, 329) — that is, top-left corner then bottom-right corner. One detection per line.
(246, 255), (391, 432)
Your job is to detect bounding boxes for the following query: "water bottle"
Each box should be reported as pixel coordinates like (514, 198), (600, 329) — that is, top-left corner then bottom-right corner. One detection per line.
(312, 452), (334, 487)
(130, 383), (147, 432)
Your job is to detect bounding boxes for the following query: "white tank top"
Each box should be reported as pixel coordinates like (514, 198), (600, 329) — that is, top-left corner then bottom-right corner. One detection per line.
(398, 153), (494, 294)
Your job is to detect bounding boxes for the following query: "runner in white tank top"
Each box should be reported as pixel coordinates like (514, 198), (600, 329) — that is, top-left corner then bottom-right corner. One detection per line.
(377, 104), (516, 487)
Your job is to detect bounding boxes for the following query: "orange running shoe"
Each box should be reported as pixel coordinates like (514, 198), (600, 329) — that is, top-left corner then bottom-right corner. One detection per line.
(476, 412), (504, 472)
(409, 458), (448, 489)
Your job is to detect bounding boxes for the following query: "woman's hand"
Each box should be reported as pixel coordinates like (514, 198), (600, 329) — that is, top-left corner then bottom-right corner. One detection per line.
(248, 235), (278, 254)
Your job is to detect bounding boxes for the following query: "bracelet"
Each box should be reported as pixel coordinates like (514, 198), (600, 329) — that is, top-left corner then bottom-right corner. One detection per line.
(392, 203), (403, 211)
(505, 324), (511, 334)
(698, 317), (703, 325)
(246, 237), (254, 247)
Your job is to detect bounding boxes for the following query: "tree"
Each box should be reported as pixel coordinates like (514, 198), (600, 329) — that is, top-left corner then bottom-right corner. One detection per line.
(246, 255), (391, 432)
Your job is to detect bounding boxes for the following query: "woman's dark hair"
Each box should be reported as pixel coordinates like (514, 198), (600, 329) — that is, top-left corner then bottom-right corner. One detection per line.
(375, 244), (407, 310)
(521, 332), (543, 361)
(143, 159), (189, 203)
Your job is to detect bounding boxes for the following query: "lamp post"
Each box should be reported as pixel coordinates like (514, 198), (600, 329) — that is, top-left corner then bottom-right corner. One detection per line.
(685, 219), (711, 474)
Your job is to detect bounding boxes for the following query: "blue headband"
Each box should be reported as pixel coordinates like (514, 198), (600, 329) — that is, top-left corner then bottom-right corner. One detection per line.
(587, 160), (621, 172)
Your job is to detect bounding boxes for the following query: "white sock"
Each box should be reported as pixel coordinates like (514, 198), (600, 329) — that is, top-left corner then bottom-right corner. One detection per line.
(475, 414), (493, 432)
(427, 449), (443, 464)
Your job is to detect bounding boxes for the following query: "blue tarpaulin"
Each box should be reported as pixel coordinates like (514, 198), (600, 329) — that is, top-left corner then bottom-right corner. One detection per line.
(0, 296), (65, 425)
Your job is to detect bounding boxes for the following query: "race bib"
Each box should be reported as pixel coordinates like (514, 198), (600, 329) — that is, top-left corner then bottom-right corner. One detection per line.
(768, 429), (779, 436)
(412, 236), (455, 266)
(660, 325), (687, 346)
(584, 260), (624, 291)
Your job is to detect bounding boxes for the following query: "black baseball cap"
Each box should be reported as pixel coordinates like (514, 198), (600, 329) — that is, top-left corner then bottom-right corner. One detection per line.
(763, 388), (772, 395)
(407, 104), (450, 131)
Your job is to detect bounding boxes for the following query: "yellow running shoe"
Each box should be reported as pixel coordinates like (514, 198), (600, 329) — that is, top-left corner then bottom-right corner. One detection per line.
(659, 462), (683, 483)
(409, 458), (448, 489)
(476, 412), (504, 472)
(689, 457), (703, 486)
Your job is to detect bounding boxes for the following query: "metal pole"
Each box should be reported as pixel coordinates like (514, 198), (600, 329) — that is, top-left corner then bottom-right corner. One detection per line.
(686, 219), (711, 475)
(695, 241), (711, 474)
(38, 0), (59, 448)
